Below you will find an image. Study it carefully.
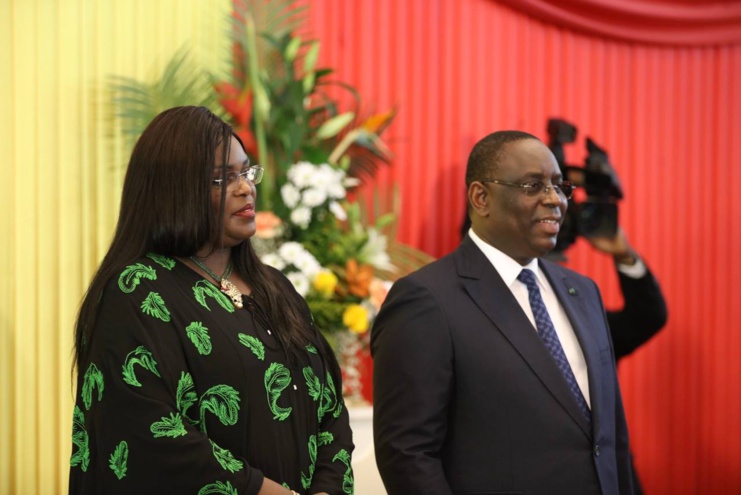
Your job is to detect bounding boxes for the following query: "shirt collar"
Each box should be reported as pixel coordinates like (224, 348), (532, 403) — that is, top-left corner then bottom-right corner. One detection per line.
(468, 228), (550, 292)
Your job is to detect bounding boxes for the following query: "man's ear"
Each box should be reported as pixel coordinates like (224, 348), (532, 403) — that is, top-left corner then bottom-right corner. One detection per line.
(468, 181), (490, 218)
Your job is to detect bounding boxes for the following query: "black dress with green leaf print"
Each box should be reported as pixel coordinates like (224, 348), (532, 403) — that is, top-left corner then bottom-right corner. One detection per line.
(69, 254), (354, 495)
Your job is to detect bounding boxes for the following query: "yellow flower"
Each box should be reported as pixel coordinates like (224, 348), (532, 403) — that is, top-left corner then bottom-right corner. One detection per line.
(343, 304), (369, 334)
(313, 270), (338, 298)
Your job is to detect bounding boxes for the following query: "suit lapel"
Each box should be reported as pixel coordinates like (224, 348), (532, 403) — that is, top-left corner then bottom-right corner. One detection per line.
(455, 238), (592, 438)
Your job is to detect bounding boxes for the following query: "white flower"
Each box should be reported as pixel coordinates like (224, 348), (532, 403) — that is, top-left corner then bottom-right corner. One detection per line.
(358, 228), (395, 271)
(290, 206), (312, 229)
(327, 182), (346, 200)
(301, 187), (328, 208)
(286, 271), (311, 297)
(260, 253), (286, 271)
(292, 251), (322, 278)
(312, 164), (337, 193)
(278, 242), (306, 264)
(329, 201), (347, 221)
(287, 161), (316, 189)
(281, 183), (301, 209)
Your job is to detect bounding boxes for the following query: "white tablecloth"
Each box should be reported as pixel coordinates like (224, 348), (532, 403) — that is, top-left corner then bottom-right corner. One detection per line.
(348, 404), (386, 494)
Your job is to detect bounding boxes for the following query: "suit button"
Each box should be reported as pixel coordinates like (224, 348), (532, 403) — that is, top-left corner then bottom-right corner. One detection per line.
(594, 444), (601, 457)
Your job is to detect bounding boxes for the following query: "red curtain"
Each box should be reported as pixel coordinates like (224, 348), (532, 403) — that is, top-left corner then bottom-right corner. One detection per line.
(497, 0), (741, 45)
(307, 0), (741, 493)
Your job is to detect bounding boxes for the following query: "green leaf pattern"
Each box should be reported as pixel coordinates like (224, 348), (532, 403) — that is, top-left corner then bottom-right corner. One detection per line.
(238, 333), (265, 360)
(122, 345), (161, 387)
(319, 371), (342, 421)
(333, 448), (354, 495)
(318, 431), (334, 446)
(146, 253), (176, 270)
(186, 321), (212, 355)
(199, 385), (240, 434)
(264, 362), (293, 421)
(304, 366), (322, 401)
(82, 362), (104, 410)
(150, 412), (188, 438)
(118, 263), (157, 293)
(193, 280), (235, 313)
(210, 440), (244, 473)
(197, 480), (239, 495)
(108, 441), (128, 480)
(70, 405), (90, 472)
(74, 257), (353, 490)
(141, 291), (171, 322)
(176, 371), (198, 422)
(301, 434), (317, 489)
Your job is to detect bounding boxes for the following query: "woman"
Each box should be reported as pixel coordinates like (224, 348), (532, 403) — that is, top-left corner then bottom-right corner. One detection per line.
(70, 106), (353, 495)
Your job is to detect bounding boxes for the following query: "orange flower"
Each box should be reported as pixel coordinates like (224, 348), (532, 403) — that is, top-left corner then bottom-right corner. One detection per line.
(361, 108), (397, 134)
(368, 278), (391, 311)
(345, 259), (374, 298)
(254, 211), (283, 239)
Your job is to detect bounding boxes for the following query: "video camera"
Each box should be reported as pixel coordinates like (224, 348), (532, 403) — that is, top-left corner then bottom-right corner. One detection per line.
(547, 118), (624, 259)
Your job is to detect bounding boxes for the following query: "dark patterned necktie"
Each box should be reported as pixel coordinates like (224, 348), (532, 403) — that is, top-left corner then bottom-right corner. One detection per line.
(517, 269), (592, 427)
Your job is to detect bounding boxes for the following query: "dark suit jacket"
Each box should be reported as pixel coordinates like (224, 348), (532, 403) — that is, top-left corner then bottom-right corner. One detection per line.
(609, 265), (668, 361)
(372, 236), (633, 495)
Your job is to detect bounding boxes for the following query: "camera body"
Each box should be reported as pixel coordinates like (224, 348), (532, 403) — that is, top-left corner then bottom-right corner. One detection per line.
(547, 119), (624, 258)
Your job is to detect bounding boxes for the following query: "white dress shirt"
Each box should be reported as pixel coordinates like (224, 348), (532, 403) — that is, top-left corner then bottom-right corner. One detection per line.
(469, 229), (591, 408)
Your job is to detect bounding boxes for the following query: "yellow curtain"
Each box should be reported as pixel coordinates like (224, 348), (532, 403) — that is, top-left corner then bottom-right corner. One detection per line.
(0, 0), (230, 492)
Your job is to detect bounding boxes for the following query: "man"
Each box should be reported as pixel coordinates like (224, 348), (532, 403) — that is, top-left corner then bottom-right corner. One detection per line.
(372, 131), (633, 494)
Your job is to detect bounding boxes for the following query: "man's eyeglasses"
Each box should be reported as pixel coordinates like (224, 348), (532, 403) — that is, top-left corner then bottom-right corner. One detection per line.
(480, 178), (575, 200)
(212, 165), (264, 189)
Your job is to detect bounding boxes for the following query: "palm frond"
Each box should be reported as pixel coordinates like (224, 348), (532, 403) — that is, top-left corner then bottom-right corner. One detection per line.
(110, 46), (223, 144)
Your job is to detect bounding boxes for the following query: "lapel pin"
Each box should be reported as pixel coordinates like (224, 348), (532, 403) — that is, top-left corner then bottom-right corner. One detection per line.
(568, 287), (577, 296)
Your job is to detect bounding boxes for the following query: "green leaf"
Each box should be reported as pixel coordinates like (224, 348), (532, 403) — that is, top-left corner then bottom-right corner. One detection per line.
(318, 431), (334, 446)
(305, 344), (318, 354)
(303, 367), (321, 401)
(150, 412), (188, 438)
(146, 253), (176, 270)
(301, 434), (317, 489)
(186, 321), (212, 355)
(193, 280), (235, 313)
(118, 263), (157, 293)
(238, 334), (265, 360)
(197, 480), (239, 495)
(315, 112), (355, 140)
(264, 362), (292, 421)
(140, 292), (171, 322)
(70, 406), (90, 472)
(210, 440), (244, 473)
(303, 41), (320, 73)
(176, 372), (198, 422)
(317, 370), (343, 421)
(199, 385), (241, 435)
(121, 345), (161, 387)
(108, 441), (128, 480)
(332, 448), (354, 494)
(284, 35), (301, 62)
(82, 363), (104, 411)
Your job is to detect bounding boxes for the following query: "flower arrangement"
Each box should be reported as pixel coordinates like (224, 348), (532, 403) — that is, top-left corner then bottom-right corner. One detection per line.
(109, 0), (433, 402)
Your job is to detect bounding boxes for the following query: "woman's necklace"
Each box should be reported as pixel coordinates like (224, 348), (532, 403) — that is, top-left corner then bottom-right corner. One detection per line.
(190, 256), (244, 309)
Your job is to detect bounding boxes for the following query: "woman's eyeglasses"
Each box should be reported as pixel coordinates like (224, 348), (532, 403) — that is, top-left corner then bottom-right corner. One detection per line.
(212, 165), (264, 189)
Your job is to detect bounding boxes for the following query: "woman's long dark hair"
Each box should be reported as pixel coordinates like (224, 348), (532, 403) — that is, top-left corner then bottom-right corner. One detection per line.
(74, 106), (327, 375)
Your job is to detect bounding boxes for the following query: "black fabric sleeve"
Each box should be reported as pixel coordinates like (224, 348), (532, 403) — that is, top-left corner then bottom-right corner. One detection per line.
(608, 264), (668, 360)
